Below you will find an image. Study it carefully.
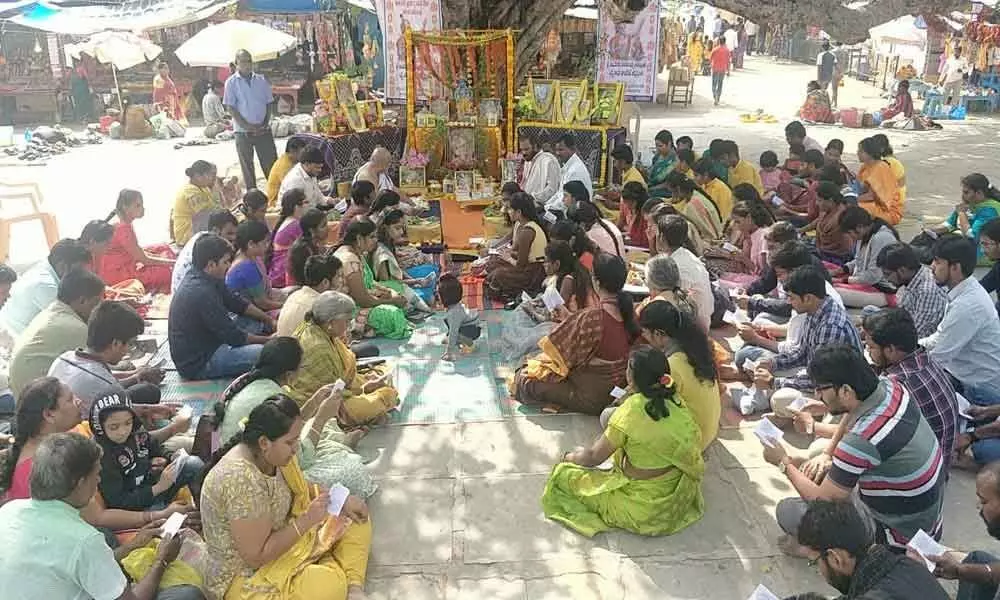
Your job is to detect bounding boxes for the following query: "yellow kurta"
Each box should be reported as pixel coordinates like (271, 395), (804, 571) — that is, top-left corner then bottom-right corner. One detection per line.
(668, 352), (720, 450)
(885, 156), (907, 210)
(728, 160), (764, 196)
(172, 183), (221, 245)
(702, 179), (734, 221)
(623, 166), (647, 189)
(265, 153), (296, 208)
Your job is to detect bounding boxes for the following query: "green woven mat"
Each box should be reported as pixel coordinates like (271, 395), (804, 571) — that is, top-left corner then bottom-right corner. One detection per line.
(380, 310), (542, 425)
(159, 371), (230, 432)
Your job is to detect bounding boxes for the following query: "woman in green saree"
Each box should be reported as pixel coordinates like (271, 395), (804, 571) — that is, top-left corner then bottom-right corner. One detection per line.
(333, 217), (411, 339)
(648, 130), (678, 199)
(542, 345), (705, 537)
(214, 336), (378, 498)
(372, 209), (433, 316)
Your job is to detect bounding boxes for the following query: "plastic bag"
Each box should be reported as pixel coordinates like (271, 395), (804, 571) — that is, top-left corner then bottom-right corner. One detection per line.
(121, 530), (207, 590)
(950, 105), (967, 120)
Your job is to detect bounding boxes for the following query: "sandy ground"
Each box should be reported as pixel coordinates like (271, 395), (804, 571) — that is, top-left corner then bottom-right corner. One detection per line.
(3, 55), (999, 598)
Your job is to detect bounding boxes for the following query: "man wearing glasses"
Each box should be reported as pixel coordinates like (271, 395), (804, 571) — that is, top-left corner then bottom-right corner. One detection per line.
(792, 500), (949, 599)
(761, 344), (946, 562)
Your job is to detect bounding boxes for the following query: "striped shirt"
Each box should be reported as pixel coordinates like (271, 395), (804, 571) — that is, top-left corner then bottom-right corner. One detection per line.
(829, 378), (945, 549)
(897, 265), (948, 338)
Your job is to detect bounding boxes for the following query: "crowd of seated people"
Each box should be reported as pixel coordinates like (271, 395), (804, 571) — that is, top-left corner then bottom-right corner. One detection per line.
(7, 117), (1000, 600)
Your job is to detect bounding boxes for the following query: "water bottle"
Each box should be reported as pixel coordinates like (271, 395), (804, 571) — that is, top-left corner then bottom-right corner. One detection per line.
(23, 128), (32, 145)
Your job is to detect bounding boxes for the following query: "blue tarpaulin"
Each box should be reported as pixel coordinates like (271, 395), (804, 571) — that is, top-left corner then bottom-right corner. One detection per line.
(244, 0), (322, 12)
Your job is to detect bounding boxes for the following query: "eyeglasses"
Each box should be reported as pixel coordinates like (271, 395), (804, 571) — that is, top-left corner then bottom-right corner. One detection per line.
(814, 384), (835, 392)
(807, 549), (830, 568)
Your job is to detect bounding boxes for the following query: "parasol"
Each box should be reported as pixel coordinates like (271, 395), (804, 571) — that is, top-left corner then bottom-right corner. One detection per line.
(174, 20), (299, 68)
(65, 31), (163, 111)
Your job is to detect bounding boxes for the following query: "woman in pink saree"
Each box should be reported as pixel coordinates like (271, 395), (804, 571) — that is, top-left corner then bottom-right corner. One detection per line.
(152, 60), (186, 123)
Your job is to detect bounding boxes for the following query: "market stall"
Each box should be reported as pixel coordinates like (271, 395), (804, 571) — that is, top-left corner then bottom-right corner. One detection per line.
(402, 28), (517, 250)
(516, 78), (627, 187)
(0, 24), (60, 125)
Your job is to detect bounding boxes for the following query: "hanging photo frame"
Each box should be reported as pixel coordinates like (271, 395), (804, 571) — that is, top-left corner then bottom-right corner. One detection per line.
(500, 158), (519, 184)
(343, 103), (368, 133)
(447, 127), (476, 167)
(430, 98), (450, 121)
(591, 82), (625, 126)
(480, 98), (501, 127)
(528, 78), (558, 123)
(335, 78), (355, 106)
(455, 170), (475, 201)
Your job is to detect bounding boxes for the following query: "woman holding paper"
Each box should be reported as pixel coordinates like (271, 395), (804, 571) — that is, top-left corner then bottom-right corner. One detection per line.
(200, 395), (372, 600)
(215, 336), (377, 498)
(285, 291), (399, 426)
(512, 254), (639, 415)
(483, 192), (549, 301)
(542, 346), (705, 537)
(637, 299), (721, 450)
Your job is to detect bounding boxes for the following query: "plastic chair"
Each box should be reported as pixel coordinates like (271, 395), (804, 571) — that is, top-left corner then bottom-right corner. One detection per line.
(0, 182), (60, 263)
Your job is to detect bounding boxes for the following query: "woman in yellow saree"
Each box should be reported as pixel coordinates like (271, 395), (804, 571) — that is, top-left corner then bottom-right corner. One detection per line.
(542, 346), (705, 537)
(200, 395), (372, 600)
(687, 32), (704, 75)
(856, 137), (902, 226)
(285, 290), (398, 426)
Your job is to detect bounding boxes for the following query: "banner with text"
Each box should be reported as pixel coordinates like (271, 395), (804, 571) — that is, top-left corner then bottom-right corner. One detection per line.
(376, 0), (443, 103)
(596, 1), (661, 102)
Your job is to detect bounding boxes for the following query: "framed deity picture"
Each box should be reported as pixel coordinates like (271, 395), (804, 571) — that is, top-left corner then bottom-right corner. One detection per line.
(558, 80), (587, 125)
(448, 127), (476, 167)
(528, 78), (558, 123)
(500, 158), (519, 184)
(479, 98), (501, 127)
(430, 98), (450, 120)
(335, 79), (355, 106)
(344, 104), (368, 133)
(399, 166), (426, 193)
(455, 170), (475, 200)
(592, 82), (625, 126)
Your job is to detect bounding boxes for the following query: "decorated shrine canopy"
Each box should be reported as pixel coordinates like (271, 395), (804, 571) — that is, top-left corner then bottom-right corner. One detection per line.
(404, 29), (516, 179)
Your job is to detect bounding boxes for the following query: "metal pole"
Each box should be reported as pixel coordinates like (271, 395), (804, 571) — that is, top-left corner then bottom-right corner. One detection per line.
(111, 63), (123, 111)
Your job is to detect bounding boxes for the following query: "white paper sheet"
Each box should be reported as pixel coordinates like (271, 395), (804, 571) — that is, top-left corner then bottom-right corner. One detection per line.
(786, 396), (809, 412)
(724, 310), (750, 326)
(907, 529), (949, 571)
(177, 405), (193, 420)
(521, 291), (533, 304)
(747, 584), (780, 600)
(722, 241), (740, 253)
(332, 379), (346, 394)
(610, 386), (627, 399)
(956, 393), (974, 420)
(334, 198), (349, 213)
(468, 237), (485, 245)
(754, 417), (785, 448)
(741, 358), (760, 372)
(162, 512), (187, 538)
(327, 483), (350, 516)
(543, 211), (558, 224)
(542, 286), (565, 311)
(170, 448), (188, 473)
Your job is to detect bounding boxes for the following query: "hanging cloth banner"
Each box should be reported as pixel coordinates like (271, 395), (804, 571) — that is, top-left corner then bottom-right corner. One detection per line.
(375, 0), (443, 103)
(596, 0), (661, 102)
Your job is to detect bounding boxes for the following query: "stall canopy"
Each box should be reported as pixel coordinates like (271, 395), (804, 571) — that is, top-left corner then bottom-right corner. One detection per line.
(64, 31), (163, 71)
(869, 15), (926, 46)
(174, 19), (298, 67)
(7, 0), (236, 35)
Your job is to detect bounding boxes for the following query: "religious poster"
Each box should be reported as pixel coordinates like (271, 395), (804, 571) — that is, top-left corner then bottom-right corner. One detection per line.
(596, 0), (661, 102)
(376, 0), (443, 103)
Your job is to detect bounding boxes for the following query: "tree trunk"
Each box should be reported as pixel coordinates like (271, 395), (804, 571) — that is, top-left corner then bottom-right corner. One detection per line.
(441, 0), (576, 82)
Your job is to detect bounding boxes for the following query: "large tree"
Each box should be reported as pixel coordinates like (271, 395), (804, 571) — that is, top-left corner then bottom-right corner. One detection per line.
(441, 0), (968, 81)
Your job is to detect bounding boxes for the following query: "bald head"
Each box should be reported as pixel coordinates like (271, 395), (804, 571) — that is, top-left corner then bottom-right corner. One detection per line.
(235, 49), (253, 77)
(371, 147), (391, 170)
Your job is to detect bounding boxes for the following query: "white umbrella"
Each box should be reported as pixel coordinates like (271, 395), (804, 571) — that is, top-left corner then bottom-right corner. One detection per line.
(175, 20), (298, 68)
(65, 31), (163, 111)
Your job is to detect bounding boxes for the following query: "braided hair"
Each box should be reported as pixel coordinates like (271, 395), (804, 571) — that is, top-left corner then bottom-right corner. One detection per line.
(629, 346), (681, 421)
(213, 338), (303, 431)
(206, 394), (301, 474)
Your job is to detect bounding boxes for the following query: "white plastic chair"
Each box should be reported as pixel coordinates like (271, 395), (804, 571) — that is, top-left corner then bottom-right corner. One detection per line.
(0, 182), (60, 263)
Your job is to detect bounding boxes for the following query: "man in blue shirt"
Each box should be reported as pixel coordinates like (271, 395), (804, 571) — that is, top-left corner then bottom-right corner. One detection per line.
(168, 234), (273, 379)
(223, 49), (278, 191)
(0, 239), (91, 337)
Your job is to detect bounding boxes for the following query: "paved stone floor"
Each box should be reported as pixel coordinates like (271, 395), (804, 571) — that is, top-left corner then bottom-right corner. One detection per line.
(4, 55), (1000, 598)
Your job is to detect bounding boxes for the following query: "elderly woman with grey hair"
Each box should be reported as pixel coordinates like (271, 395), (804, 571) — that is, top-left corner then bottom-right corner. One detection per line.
(284, 290), (399, 426)
(0, 432), (204, 600)
(640, 254), (697, 318)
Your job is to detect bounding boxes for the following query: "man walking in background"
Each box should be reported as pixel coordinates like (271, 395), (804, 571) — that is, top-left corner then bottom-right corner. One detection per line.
(710, 37), (732, 106)
(816, 41), (837, 95)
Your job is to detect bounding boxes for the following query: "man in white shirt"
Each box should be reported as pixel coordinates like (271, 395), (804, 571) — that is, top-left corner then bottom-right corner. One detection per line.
(939, 48), (968, 105)
(201, 81), (230, 139)
(921, 235), (1000, 406)
(519, 135), (561, 207)
(657, 214), (713, 331)
(546, 134), (593, 214)
(724, 24), (739, 52)
(353, 146), (396, 194)
(745, 21), (758, 55)
(785, 120), (824, 154)
(278, 144), (333, 209)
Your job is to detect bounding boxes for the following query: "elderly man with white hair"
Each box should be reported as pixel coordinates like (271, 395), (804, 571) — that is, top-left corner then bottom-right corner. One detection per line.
(353, 146), (419, 215)
(0, 432), (204, 600)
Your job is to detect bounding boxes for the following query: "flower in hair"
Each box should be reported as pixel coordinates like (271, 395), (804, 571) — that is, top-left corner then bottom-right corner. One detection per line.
(239, 416), (249, 431)
(659, 374), (674, 387)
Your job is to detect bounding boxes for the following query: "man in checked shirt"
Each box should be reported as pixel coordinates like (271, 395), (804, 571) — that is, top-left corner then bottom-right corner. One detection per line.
(862, 308), (959, 472)
(754, 265), (863, 394)
(875, 243), (948, 337)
